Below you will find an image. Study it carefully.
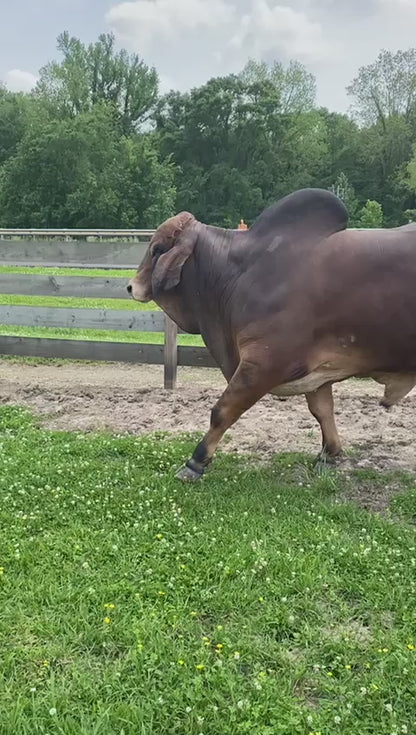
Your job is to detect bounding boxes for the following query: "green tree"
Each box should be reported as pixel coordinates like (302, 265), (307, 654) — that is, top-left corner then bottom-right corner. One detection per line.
(347, 49), (416, 126)
(0, 104), (175, 228)
(329, 172), (358, 222)
(355, 200), (384, 228)
(155, 62), (325, 224)
(239, 58), (316, 113)
(0, 88), (33, 166)
(36, 32), (159, 132)
(347, 49), (416, 225)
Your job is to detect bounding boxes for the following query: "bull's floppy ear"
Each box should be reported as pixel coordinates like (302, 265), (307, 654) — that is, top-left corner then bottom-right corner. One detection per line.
(152, 225), (197, 296)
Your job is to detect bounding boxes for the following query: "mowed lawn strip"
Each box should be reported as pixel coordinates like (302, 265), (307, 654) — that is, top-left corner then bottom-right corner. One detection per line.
(0, 324), (203, 347)
(0, 404), (416, 734)
(0, 266), (136, 278)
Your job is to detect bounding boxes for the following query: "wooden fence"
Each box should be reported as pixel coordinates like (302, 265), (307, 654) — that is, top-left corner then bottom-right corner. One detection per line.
(0, 231), (215, 389)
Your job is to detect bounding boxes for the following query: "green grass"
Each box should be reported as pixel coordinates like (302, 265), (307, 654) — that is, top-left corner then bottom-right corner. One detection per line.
(0, 293), (159, 311)
(1, 404), (416, 734)
(0, 266), (135, 278)
(0, 324), (203, 346)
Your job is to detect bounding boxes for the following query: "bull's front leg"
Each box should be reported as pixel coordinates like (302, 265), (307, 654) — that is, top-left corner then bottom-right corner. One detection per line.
(176, 360), (270, 482)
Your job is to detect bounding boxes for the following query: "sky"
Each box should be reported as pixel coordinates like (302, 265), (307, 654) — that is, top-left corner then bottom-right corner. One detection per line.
(1, 0), (416, 112)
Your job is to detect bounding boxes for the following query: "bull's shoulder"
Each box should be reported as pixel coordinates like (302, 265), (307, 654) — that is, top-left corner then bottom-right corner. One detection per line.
(249, 188), (348, 247)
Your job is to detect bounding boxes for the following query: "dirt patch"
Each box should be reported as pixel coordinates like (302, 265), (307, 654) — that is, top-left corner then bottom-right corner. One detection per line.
(321, 620), (373, 645)
(1, 360), (416, 491)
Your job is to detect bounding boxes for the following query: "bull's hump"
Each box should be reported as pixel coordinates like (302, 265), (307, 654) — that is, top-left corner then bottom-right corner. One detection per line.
(249, 188), (349, 245)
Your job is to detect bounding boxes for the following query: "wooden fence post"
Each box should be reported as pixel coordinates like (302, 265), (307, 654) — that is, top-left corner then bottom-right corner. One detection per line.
(164, 315), (178, 389)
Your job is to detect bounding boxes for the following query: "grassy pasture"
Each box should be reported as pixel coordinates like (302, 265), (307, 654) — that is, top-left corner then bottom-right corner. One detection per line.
(0, 405), (416, 734)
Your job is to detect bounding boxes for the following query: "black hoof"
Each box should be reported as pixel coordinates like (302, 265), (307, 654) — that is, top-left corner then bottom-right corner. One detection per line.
(175, 464), (204, 483)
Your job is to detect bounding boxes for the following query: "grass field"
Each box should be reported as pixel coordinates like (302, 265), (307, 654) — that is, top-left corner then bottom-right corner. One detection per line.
(1, 404), (416, 734)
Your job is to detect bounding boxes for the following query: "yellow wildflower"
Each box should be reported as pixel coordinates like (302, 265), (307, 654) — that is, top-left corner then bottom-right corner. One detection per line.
(42, 660), (50, 667)
(196, 664), (204, 671)
(345, 665), (351, 670)
(0, 567), (4, 575)
(178, 660), (185, 666)
(156, 534), (163, 540)
(158, 591), (166, 596)
(407, 644), (415, 651)
(104, 617), (111, 624)
(216, 643), (224, 651)
(104, 603), (115, 610)
(327, 671), (333, 677)
(190, 611), (197, 617)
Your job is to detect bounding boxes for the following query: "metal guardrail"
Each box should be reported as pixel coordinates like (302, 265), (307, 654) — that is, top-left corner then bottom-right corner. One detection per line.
(0, 229), (155, 237)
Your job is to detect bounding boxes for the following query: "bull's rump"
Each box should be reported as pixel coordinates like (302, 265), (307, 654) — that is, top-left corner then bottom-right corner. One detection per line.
(307, 228), (416, 368)
(261, 227), (416, 396)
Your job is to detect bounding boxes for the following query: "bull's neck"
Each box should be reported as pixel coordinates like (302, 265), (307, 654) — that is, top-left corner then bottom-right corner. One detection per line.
(194, 224), (242, 294)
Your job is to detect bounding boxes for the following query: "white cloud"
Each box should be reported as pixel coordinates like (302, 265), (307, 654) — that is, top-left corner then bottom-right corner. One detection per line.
(229, 0), (330, 62)
(106, 0), (234, 50)
(106, 0), (331, 92)
(4, 69), (37, 93)
(104, 0), (416, 111)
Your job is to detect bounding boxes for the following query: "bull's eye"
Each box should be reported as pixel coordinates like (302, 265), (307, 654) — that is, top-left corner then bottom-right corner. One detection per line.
(152, 246), (164, 261)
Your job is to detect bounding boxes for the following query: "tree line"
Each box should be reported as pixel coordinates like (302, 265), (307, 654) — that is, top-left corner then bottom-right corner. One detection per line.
(1, 32), (416, 229)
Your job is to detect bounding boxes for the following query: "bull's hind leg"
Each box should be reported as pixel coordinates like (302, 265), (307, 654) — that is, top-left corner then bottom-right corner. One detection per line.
(372, 373), (416, 409)
(305, 383), (342, 461)
(176, 361), (270, 482)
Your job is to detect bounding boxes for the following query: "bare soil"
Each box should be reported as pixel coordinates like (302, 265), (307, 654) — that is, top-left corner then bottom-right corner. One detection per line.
(1, 361), (416, 479)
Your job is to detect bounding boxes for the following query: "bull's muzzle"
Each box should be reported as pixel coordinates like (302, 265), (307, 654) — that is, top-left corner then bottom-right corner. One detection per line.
(127, 276), (152, 303)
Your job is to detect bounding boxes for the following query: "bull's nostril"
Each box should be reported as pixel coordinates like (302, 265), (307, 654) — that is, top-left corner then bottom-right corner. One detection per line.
(127, 284), (132, 294)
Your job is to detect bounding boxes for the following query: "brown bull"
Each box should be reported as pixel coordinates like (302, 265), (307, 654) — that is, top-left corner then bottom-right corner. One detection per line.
(127, 188), (416, 481)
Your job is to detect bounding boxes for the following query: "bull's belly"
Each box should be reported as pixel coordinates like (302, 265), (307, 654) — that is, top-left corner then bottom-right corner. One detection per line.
(270, 367), (353, 397)
(270, 368), (416, 405)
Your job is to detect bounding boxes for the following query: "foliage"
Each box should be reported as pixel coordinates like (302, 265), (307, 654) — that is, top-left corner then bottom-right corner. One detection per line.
(329, 172), (359, 223)
(1, 33), (416, 226)
(155, 65), (325, 225)
(347, 48), (416, 126)
(36, 31), (158, 132)
(355, 200), (384, 228)
(0, 104), (175, 228)
(0, 407), (416, 732)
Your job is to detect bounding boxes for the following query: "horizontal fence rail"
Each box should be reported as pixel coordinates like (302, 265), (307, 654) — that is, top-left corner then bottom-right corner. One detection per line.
(0, 240), (149, 269)
(0, 229), (155, 239)
(0, 229), (215, 387)
(0, 305), (180, 332)
(0, 274), (132, 298)
(0, 336), (215, 368)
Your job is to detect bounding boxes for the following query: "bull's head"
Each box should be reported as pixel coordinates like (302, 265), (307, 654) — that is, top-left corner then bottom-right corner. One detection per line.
(127, 212), (197, 303)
